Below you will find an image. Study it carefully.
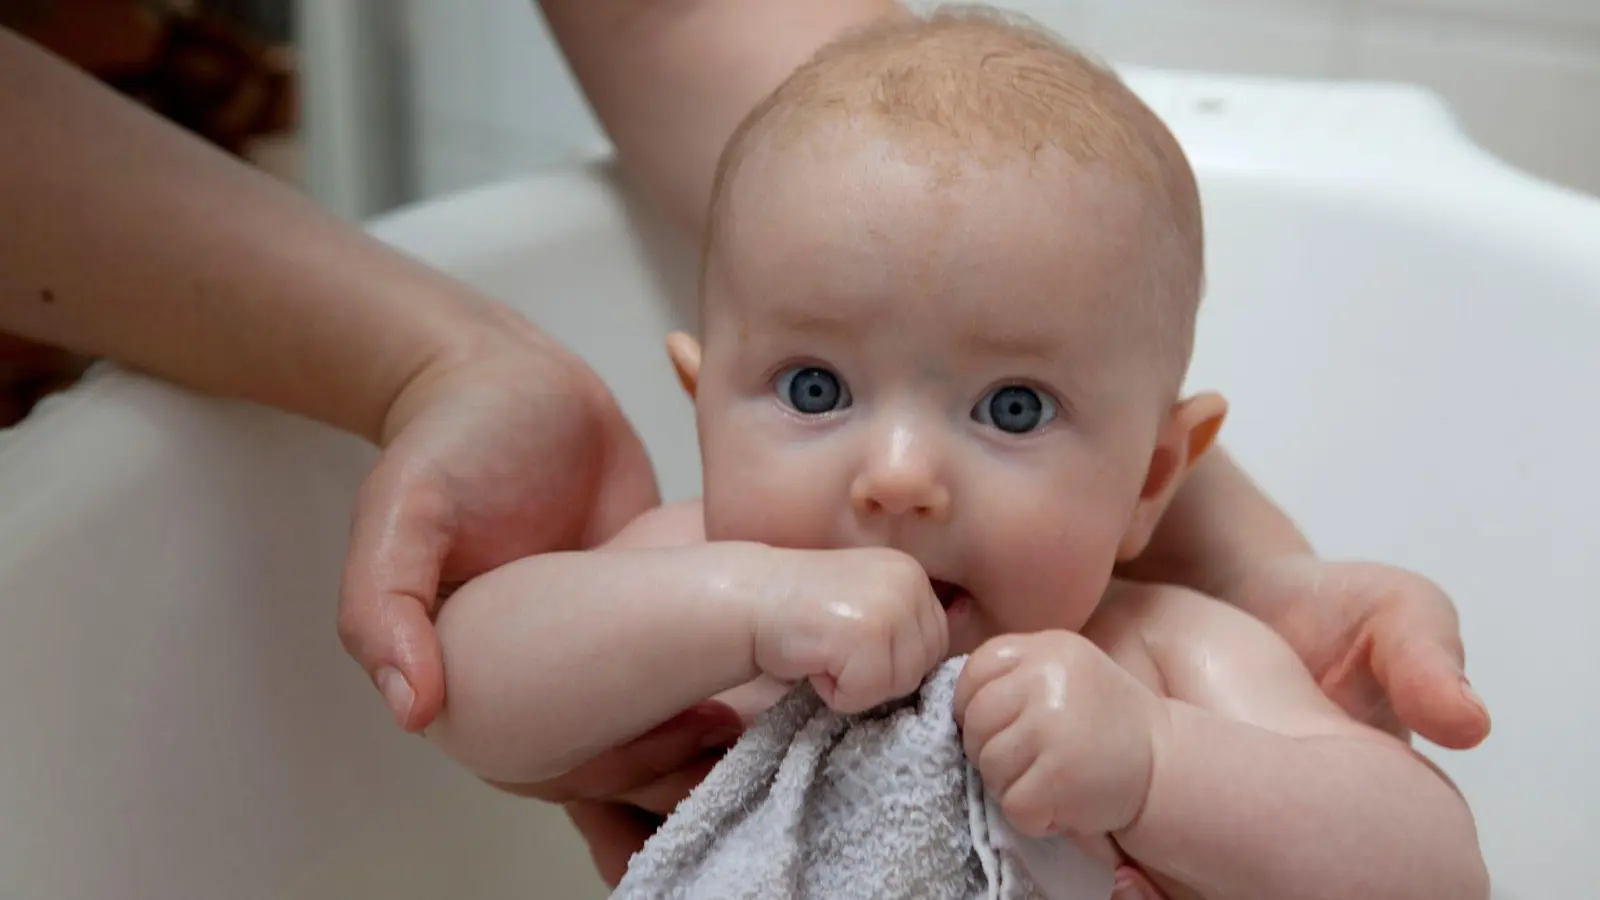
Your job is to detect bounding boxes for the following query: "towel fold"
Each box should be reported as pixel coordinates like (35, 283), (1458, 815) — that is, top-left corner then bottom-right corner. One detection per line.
(612, 658), (1115, 900)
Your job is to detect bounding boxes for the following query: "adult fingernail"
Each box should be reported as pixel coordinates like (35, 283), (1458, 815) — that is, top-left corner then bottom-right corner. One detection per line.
(1460, 678), (1487, 716)
(1112, 871), (1155, 900)
(376, 666), (414, 727)
(698, 725), (744, 750)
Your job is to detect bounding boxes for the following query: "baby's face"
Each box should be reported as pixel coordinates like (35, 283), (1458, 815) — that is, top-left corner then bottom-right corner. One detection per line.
(688, 133), (1196, 654)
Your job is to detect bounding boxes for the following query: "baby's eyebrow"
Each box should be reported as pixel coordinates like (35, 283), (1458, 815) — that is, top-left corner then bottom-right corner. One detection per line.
(763, 305), (882, 336)
(960, 329), (1060, 362)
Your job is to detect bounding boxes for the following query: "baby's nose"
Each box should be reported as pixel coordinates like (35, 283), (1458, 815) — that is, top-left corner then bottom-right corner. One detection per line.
(850, 424), (950, 521)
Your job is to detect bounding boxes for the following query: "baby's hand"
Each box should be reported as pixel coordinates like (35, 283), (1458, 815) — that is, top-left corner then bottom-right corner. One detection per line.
(954, 631), (1164, 838)
(753, 547), (948, 714)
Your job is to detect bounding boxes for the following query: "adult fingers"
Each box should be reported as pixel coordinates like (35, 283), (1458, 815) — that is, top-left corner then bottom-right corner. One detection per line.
(1366, 574), (1490, 750)
(337, 454), (454, 732)
(565, 801), (662, 888)
(1112, 864), (1176, 900)
(1373, 631), (1489, 749)
(620, 752), (724, 816)
(504, 701), (744, 805)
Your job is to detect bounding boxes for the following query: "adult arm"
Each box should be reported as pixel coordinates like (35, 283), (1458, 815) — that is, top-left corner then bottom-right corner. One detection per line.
(1, 27), (662, 733)
(537, 0), (901, 237)
(0, 27), (499, 443)
(1116, 446), (1312, 599)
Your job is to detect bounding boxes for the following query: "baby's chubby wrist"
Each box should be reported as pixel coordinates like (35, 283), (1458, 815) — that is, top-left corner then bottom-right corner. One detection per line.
(687, 541), (818, 679)
(728, 543), (843, 675)
(1111, 688), (1176, 842)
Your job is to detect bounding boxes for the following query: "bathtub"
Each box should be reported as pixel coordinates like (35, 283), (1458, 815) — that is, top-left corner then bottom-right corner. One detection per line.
(1, 68), (1595, 898)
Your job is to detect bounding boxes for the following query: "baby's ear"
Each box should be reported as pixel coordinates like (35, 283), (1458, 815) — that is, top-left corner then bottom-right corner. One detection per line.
(666, 332), (703, 400)
(1116, 391), (1228, 562)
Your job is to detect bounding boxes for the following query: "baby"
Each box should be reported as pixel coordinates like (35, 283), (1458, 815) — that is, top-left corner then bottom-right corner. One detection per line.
(425, 8), (1487, 898)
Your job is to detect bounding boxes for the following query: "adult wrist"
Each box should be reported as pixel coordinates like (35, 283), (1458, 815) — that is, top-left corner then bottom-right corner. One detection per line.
(373, 295), (593, 448)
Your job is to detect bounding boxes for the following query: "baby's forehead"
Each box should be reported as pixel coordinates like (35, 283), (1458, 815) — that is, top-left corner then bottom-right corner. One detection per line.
(716, 138), (1157, 309)
(723, 9), (1189, 208)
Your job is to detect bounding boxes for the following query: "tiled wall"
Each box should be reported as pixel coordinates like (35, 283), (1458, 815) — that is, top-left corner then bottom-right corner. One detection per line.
(394, 0), (1600, 200)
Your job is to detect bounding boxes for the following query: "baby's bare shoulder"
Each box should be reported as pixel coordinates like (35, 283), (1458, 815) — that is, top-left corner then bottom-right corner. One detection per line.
(1089, 582), (1352, 731)
(1084, 581), (1243, 661)
(602, 499), (707, 550)
(1097, 580), (1274, 641)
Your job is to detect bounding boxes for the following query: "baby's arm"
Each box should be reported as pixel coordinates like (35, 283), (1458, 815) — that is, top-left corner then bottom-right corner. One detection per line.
(1100, 586), (1488, 900)
(424, 501), (773, 783)
(425, 500), (948, 786)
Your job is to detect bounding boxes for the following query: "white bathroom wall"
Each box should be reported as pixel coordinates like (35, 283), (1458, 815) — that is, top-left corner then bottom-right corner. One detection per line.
(386, 0), (1600, 203)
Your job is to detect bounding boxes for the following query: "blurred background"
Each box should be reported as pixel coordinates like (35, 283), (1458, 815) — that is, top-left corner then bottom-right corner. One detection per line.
(1, 0), (1596, 420)
(9, 0), (1595, 217)
(346, 0), (1600, 219)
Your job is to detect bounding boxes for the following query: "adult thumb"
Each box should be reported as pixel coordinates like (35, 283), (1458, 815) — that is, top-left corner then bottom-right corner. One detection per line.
(1372, 626), (1489, 751)
(338, 457), (452, 732)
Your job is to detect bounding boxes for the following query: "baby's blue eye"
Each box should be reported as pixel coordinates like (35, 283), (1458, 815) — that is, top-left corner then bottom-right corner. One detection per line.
(974, 385), (1056, 434)
(777, 366), (851, 414)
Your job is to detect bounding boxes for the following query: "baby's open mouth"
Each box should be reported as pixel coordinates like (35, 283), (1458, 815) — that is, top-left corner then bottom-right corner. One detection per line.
(930, 579), (970, 610)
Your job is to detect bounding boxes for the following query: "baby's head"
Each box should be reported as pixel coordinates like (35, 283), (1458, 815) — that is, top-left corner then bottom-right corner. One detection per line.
(670, 6), (1225, 653)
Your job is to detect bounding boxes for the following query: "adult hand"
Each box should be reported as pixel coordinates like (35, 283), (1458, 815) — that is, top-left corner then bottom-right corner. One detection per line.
(1103, 556), (1493, 900)
(0, 332), (91, 427)
(1218, 555), (1491, 749)
(494, 700), (746, 887)
(337, 304), (660, 732)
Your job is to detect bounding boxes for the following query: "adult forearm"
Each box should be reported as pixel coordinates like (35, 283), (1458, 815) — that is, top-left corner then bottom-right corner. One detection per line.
(1118, 447), (1312, 604)
(1119, 703), (1487, 899)
(538, 0), (901, 237)
(0, 30), (499, 443)
(427, 542), (778, 784)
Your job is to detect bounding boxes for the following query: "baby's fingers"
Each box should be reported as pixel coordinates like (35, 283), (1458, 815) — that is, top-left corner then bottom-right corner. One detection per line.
(825, 623), (894, 714)
(958, 675), (1029, 765)
(889, 594), (946, 699)
(977, 720), (1036, 802)
(916, 586), (951, 669)
(999, 764), (1058, 838)
(954, 637), (1028, 722)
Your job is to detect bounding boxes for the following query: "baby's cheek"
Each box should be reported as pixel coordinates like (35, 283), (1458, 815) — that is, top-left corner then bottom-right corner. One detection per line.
(994, 506), (1120, 632)
(703, 453), (841, 548)
(705, 479), (826, 547)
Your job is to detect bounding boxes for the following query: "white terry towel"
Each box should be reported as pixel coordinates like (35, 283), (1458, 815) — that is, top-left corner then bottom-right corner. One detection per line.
(612, 658), (1115, 900)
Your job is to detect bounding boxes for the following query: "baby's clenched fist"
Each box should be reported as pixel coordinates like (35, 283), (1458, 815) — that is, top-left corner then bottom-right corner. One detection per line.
(753, 547), (949, 714)
(954, 630), (1165, 838)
